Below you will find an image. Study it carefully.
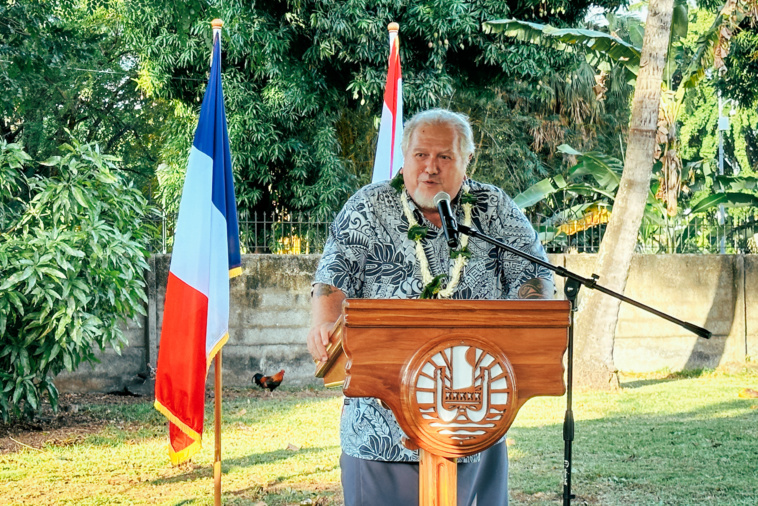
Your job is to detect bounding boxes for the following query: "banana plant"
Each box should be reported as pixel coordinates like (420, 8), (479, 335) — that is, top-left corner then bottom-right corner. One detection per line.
(484, 0), (730, 95)
(483, 19), (642, 83)
(514, 144), (666, 247)
(686, 175), (758, 214)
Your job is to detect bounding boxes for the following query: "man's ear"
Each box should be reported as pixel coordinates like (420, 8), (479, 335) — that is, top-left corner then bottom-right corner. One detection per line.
(464, 154), (473, 172)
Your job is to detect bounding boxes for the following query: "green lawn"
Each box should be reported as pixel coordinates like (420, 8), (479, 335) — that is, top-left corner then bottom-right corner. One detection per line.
(1, 369), (757, 505)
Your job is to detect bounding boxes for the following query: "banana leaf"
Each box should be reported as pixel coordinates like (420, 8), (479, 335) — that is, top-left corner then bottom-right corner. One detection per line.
(687, 192), (758, 215)
(714, 175), (758, 192)
(513, 145), (622, 211)
(560, 144), (623, 192)
(484, 19), (641, 82)
(672, 1), (689, 39)
(513, 174), (567, 209)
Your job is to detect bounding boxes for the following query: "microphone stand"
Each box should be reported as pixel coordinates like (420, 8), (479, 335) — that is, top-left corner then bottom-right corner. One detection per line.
(454, 222), (711, 506)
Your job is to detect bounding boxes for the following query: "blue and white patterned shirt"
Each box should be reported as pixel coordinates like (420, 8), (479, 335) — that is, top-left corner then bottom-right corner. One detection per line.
(314, 178), (552, 463)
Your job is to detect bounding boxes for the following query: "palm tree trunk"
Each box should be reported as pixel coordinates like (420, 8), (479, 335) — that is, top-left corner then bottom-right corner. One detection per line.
(574, 0), (674, 389)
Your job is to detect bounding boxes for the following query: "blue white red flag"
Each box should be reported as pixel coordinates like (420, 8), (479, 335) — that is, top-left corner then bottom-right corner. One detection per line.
(371, 23), (403, 183)
(154, 30), (241, 465)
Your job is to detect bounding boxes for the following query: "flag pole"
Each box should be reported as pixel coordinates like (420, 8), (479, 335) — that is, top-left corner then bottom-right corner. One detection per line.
(371, 21), (403, 183)
(211, 19), (224, 506)
(214, 350), (222, 506)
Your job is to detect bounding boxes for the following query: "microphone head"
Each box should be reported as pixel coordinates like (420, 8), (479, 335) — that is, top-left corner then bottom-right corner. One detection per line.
(433, 192), (451, 206)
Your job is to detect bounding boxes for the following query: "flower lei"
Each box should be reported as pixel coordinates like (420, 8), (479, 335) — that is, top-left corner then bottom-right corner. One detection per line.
(393, 174), (475, 299)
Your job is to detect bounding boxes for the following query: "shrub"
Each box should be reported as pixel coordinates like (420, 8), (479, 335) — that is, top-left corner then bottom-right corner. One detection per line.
(0, 139), (150, 421)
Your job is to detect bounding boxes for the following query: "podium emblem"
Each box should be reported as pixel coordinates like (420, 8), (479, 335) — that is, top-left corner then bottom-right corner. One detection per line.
(402, 335), (517, 457)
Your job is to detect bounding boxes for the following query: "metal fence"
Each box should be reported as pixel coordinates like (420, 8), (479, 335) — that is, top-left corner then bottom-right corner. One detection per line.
(532, 213), (758, 254)
(147, 211), (758, 255)
(147, 212), (333, 255)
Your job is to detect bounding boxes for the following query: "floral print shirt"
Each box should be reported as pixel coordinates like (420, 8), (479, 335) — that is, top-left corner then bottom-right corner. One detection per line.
(314, 178), (551, 462)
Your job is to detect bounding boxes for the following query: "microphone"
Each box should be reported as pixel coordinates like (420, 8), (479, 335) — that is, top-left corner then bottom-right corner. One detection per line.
(434, 191), (459, 248)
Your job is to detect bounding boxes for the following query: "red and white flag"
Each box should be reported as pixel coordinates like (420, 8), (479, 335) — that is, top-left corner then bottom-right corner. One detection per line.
(371, 23), (403, 183)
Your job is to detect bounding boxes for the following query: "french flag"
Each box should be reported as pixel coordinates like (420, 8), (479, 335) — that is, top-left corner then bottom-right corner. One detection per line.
(154, 30), (241, 465)
(371, 22), (403, 183)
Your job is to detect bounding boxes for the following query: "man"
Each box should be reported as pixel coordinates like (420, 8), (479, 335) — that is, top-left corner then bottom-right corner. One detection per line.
(307, 109), (554, 505)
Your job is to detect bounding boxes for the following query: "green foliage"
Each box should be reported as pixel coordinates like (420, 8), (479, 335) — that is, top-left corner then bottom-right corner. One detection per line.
(688, 191), (758, 214)
(717, 27), (758, 107)
(0, 142), (31, 230)
(123, 0), (627, 219)
(0, 0), (170, 187)
(514, 143), (624, 215)
(0, 140), (150, 421)
(484, 19), (641, 82)
(679, 9), (758, 194)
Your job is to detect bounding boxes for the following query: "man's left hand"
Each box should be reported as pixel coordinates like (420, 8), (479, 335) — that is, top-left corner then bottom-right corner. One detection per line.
(517, 278), (555, 299)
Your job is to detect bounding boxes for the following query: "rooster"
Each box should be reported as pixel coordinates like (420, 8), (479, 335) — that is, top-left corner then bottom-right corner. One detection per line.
(253, 369), (285, 394)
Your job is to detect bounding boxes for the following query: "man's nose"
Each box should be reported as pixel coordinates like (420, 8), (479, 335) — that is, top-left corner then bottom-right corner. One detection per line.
(425, 157), (439, 174)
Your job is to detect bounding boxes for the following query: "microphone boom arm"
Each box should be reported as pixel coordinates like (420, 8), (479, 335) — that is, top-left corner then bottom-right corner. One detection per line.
(456, 223), (711, 339)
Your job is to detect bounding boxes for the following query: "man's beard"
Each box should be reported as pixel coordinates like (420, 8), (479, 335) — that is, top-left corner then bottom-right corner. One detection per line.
(410, 187), (437, 212)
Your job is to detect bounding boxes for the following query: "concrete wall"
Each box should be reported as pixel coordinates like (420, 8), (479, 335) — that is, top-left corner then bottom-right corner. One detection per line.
(559, 255), (754, 372)
(55, 254), (758, 392)
(54, 315), (148, 392)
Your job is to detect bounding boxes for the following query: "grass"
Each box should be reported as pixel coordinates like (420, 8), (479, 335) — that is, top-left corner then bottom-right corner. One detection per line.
(1, 369), (757, 505)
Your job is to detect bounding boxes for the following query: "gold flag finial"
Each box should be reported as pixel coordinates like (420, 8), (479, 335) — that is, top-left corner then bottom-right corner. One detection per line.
(388, 22), (399, 33)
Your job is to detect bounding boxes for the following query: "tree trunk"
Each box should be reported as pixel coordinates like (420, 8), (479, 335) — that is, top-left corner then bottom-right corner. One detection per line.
(574, 0), (674, 390)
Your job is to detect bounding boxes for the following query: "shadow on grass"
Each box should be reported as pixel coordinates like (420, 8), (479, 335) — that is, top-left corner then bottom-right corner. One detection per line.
(619, 368), (717, 389)
(223, 482), (341, 506)
(150, 446), (335, 485)
(508, 398), (758, 505)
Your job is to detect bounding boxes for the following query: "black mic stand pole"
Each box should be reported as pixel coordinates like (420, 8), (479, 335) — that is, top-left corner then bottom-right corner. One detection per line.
(455, 222), (711, 506)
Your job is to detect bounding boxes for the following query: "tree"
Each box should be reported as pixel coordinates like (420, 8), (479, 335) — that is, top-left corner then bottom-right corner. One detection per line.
(0, 140), (150, 421)
(0, 0), (170, 187)
(122, 0), (628, 222)
(492, 2), (758, 254)
(574, 0), (675, 389)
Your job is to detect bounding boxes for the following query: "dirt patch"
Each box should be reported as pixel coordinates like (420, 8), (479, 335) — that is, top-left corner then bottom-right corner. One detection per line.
(0, 388), (340, 454)
(0, 392), (148, 453)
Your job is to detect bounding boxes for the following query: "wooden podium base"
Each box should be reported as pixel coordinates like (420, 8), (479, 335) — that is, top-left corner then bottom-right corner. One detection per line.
(315, 300), (571, 506)
(419, 449), (457, 506)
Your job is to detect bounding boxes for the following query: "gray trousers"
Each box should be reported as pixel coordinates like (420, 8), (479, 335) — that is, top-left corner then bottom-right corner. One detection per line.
(340, 442), (508, 506)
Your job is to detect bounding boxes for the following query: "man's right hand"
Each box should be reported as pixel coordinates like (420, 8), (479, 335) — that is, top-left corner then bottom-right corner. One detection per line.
(307, 321), (335, 363)
(308, 283), (346, 363)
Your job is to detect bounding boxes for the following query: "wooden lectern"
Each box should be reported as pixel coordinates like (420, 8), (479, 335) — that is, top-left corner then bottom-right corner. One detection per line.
(316, 299), (570, 506)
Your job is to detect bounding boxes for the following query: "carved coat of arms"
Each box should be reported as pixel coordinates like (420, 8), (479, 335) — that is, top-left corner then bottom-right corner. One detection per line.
(402, 336), (517, 456)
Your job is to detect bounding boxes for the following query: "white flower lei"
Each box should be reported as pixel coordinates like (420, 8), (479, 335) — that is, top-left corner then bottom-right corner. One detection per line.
(400, 185), (473, 298)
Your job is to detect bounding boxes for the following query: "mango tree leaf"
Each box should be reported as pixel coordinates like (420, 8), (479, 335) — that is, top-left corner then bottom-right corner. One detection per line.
(45, 381), (59, 411)
(0, 267), (34, 291)
(12, 384), (23, 404)
(38, 267), (66, 279)
(25, 384), (38, 411)
(39, 156), (61, 166)
(71, 186), (88, 208)
(63, 352), (72, 371)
